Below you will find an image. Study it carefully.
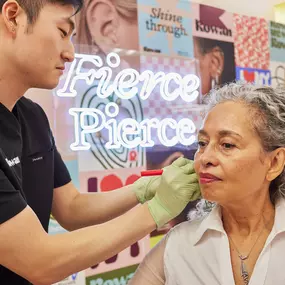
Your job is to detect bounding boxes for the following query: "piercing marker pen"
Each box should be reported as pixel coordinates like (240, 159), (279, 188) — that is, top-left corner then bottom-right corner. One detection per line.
(141, 169), (163, 176)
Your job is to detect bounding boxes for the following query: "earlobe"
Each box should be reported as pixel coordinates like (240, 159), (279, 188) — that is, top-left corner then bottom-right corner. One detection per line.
(86, 0), (118, 51)
(266, 148), (285, 181)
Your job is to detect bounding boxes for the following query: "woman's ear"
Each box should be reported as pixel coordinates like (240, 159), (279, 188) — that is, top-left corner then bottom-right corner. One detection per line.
(266, 148), (285, 182)
(86, 0), (119, 53)
(209, 46), (224, 83)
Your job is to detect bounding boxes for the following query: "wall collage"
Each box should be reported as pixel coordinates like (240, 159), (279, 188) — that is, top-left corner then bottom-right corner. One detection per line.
(29, 0), (285, 284)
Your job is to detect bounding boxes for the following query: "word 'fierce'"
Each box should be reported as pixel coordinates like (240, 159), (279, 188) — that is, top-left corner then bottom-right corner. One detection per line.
(57, 52), (200, 103)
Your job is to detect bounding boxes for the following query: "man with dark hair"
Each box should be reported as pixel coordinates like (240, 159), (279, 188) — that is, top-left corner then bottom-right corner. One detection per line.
(0, 0), (83, 23)
(0, 0), (200, 284)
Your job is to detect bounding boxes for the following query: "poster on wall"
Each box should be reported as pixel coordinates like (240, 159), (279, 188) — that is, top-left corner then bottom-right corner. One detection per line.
(55, 54), (146, 172)
(75, 80), (145, 172)
(193, 36), (236, 95)
(85, 238), (148, 279)
(79, 168), (143, 194)
(59, 0), (144, 173)
(79, 167), (150, 276)
(140, 53), (203, 138)
(236, 67), (271, 85)
(52, 272), (86, 285)
(138, 0), (193, 58)
(49, 218), (86, 285)
(74, 0), (140, 69)
(191, 4), (236, 96)
(192, 3), (234, 42)
(234, 14), (271, 85)
(269, 21), (285, 63)
(86, 264), (138, 285)
(270, 61), (285, 88)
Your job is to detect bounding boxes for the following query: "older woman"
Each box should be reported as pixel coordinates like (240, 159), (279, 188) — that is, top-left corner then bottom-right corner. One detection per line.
(129, 82), (285, 285)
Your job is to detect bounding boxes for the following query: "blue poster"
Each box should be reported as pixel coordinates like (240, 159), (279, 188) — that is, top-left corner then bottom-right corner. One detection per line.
(236, 67), (271, 85)
(138, 0), (194, 58)
(269, 21), (285, 63)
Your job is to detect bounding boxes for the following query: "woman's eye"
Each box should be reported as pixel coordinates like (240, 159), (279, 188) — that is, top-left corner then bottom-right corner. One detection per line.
(222, 143), (235, 149)
(198, 141), (207, 148)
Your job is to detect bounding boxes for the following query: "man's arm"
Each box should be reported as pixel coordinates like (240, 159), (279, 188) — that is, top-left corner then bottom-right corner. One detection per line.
(0, 204), (156, 285)
(1, 157), (200, 285)
(52, 182), (139, 231)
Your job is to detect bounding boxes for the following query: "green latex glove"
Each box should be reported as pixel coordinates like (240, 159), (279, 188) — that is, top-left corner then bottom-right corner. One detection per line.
(132, 175), (161, 204)
(147, 157), (200, 228)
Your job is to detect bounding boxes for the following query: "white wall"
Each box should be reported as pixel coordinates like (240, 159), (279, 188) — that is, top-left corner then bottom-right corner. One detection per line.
(191, 0), (284, 20)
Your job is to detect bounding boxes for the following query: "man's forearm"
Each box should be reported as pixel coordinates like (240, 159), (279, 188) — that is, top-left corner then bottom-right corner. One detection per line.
(0, 204), (156, 285)
(41, 204), (155, 284)
(65, 185), (139, 230)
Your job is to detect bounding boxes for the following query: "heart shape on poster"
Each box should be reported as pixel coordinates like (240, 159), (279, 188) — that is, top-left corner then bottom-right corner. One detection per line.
(243, 70), (255, 82)
(100, 174), (140, 192)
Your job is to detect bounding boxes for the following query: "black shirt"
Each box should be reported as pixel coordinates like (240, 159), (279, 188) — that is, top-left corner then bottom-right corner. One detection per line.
(0, 97), (71, 284)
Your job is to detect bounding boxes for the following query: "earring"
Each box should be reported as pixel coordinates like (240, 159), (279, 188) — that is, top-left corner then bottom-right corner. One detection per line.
(211, 68), (222, 89)
(216, 68), (222, 84)
(211, 77), (216, 89)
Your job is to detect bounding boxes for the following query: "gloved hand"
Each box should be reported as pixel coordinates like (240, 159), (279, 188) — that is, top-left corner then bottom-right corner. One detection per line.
(147, 157), (200, 228)
(132, 175), (161, 204)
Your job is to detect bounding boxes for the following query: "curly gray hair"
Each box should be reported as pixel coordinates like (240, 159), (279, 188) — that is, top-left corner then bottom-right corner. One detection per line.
(188, 82), (285, 220)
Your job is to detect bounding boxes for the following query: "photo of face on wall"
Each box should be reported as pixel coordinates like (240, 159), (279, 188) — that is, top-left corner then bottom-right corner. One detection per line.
(193, 36), (236, 96)
(74, 0), (139, 67)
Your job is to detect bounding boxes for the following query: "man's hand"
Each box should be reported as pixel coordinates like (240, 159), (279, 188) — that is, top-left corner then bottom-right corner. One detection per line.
(147, 157), (201, 228)
(132, 175), (161, 204)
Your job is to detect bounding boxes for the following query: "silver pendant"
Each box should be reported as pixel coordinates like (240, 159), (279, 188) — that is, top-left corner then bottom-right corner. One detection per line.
(240, 257), (249, 285)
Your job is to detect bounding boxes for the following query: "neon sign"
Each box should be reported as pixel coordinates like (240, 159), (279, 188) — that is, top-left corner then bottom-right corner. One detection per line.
(56, 53), (200, 150)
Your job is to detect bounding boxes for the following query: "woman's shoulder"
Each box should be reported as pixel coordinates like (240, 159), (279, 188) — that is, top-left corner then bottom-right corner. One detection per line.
(161, 217), (208, 268)
(166, 215), (207, 242)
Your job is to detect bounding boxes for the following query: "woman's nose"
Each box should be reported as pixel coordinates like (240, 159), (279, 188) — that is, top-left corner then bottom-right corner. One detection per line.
(199, 145), (219, 167)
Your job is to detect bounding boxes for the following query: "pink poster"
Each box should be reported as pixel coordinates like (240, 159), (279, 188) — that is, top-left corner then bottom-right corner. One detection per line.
(79, 167), (144, 194)
(85, 237), (150, 276)
(234, 14), (270, 69)
(140, 54), (203, 123)
(79, 168), (150, 276)
(192, 3), (234, 42)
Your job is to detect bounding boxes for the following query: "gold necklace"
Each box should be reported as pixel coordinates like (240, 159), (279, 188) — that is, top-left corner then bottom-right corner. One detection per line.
(227, 220), (270, 285)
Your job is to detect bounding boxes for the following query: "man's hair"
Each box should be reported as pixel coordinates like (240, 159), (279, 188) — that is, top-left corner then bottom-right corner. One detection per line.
(0, 0), (83, 24)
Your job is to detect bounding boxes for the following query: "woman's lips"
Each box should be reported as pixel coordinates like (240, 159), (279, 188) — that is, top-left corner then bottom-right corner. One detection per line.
(199, 177), (221, 184)
(199, 173), (221, 184)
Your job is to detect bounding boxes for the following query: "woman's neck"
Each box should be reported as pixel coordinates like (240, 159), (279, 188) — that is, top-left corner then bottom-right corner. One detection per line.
(222, 193), (275, 237)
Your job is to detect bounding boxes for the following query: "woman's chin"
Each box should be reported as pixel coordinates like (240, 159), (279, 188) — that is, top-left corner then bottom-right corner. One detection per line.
(201, 189), (219, 203)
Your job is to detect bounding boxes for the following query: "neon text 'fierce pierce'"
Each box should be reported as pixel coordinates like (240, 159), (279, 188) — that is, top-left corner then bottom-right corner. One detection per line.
(56, 53), (200, 150)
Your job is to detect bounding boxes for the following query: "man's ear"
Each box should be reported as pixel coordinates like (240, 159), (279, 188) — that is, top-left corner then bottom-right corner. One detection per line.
(2, 0), (23, 35)
(209, 46), (224, 83)
(86, 0), (119, 53)
(266, 148), (285, 182)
